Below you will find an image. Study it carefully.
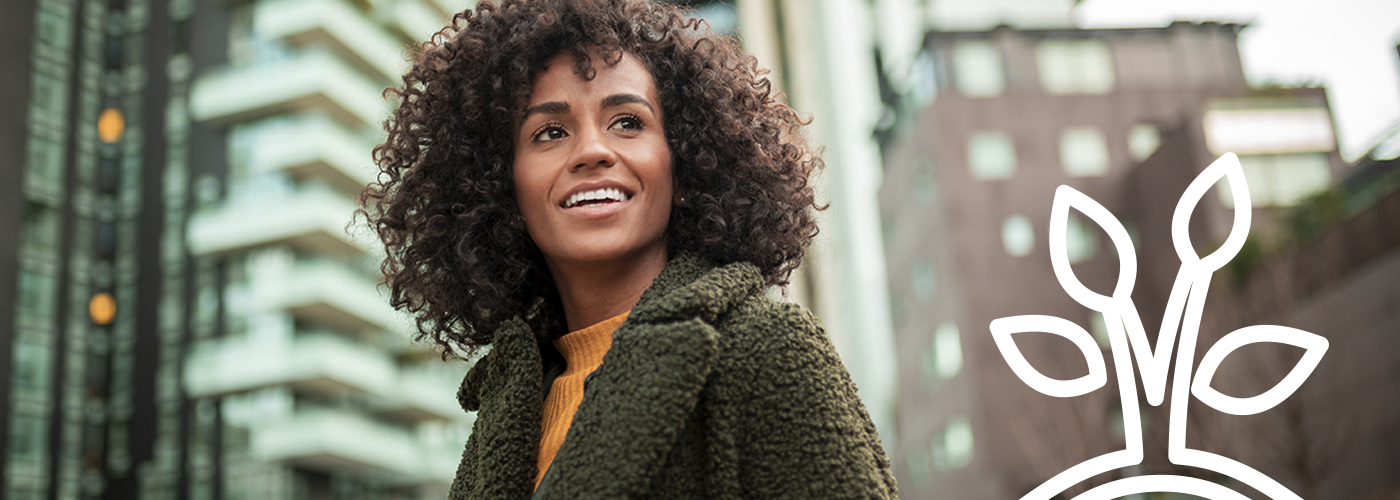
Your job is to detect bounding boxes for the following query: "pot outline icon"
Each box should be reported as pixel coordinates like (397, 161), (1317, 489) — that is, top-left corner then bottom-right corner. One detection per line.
(990, 153), (1329, 500)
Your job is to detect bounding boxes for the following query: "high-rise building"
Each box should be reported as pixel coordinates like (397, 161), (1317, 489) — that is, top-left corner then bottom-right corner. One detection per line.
(879, 22), (1348, 499)
(2, 0), (228, 497)
(180, 0), (466, 498)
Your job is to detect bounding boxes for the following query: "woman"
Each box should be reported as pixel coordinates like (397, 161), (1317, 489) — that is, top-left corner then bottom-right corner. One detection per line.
(362, 0), (898, 498)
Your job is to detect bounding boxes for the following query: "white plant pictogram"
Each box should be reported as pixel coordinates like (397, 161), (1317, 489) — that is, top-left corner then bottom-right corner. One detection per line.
(989, 153), (1329, 500)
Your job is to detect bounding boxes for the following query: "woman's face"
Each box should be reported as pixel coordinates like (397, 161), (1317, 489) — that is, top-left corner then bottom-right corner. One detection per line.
(513, 52), (673, 271)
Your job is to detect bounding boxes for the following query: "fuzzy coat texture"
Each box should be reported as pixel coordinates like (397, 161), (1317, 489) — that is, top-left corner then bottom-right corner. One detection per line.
(449, 254), (899, 499)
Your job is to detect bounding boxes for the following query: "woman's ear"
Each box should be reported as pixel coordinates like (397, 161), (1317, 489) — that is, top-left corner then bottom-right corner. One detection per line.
(673, 189), (688, 207)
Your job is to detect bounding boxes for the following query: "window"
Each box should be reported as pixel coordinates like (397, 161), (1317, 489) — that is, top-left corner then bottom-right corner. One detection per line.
(16, 270), (56, 322)
(911, 260), (936, 301)
(952, 40), (1004, 97)
(1128, 123), (1161, 163)
(22, 204), (60, 252)
(919, 322), (962, 386)
(1037, 39), (1115, 95)
(1217, 153), (1331, 208)
(25, 135), (64, 196)
(910, 157), (935, 205)
(968, 131), (1016, 180)
(911, 50), (937, 105)
(935, 322), (963, 378)
(932, 416), (974, 471)
(1002, 215), (1034, 257)
(1066, 214), (1097, 263)
(1059, 127), (1109, 177)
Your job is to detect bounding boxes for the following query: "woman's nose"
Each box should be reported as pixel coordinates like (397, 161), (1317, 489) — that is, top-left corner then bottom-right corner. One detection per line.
(570, 126), (618, 172)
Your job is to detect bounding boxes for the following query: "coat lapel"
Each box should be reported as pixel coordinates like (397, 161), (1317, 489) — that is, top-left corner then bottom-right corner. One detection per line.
(537, 255), (763, 498)
(454, 254), (764, 499)
(453, 317), (545, 499)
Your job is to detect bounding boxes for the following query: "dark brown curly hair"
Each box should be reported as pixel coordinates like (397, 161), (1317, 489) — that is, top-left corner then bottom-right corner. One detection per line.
(361, 0), (823, 356)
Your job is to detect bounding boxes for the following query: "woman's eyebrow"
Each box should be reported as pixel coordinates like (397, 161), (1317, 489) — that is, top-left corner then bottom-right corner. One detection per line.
(522, 101), (570, 123)
(600, 93), (655, 114)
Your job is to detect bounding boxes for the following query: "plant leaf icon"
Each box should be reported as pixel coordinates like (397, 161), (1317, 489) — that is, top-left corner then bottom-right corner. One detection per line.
(1171, 153), (1252, 272)
(1048, 186), (1139, 311)
(990, 315), (1107, 398)
(1190, 325), (1329, 416)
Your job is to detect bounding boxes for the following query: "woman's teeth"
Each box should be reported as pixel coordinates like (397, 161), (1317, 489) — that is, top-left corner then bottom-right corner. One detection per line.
(565, 188), (629, 208)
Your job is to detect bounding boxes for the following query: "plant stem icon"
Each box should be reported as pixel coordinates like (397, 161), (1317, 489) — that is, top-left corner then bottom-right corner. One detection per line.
(989, 153), (1329, 500)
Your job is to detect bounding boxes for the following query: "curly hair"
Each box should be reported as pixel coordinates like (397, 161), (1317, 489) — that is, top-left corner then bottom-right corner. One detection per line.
(361, 0), (823, 356)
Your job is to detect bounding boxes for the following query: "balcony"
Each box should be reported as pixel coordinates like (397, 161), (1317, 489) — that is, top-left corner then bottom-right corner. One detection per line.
(184, 333), (396, 398)
(250, 408), (428, 481)
(187, 182), (371, 258)
(374, 365), (467, 422)
(190, 49), (386, 128)
(252, 258), (406, 335)
(255, 0), (406, 81)
(386, 0), (447, 42)
(251, 114), (380, 194)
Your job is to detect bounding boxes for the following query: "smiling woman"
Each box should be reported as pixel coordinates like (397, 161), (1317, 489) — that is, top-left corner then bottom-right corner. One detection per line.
(360, 0), (897, 498)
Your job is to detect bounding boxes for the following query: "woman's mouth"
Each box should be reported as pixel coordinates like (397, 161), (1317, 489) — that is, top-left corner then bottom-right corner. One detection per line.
(563, 187), (631, 208)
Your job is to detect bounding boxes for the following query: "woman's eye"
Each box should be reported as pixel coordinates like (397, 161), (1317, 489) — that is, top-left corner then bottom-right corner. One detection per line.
(611, 117), (642, 131)
(533, 127), (566, 142)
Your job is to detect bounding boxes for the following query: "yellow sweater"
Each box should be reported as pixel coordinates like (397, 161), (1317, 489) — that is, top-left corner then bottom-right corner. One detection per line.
(534, 311), (627, 489)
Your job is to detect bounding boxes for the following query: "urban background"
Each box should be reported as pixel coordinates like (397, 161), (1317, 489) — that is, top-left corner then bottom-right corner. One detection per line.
(0, 0), (1396, 498)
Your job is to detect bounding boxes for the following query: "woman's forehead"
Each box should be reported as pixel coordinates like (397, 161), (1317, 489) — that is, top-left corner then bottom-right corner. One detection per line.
(526, 51), (660, 107)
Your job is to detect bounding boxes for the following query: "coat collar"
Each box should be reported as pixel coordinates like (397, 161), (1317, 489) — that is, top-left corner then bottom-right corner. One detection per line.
(453, 253), (764, 498)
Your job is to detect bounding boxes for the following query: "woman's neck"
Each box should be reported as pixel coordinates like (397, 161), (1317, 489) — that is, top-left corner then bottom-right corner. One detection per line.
(546, 248), (669, 332)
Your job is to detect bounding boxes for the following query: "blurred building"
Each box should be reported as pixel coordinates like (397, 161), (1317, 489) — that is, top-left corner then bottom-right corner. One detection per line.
(179, 0), (469, 498)
(1176, 125), (1400, 500)
(879, 21), (1352, 498)
(1, 0), (226, 497)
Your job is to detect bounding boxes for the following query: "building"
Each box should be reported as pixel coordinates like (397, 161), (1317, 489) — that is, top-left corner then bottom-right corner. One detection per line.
(1, 0), (226, 497)
(179, 0), (468, 498)
(879, 21), (1349, 498)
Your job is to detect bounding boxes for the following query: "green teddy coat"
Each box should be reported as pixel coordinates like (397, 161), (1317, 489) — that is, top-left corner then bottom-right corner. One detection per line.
(449, 254), (899, 499)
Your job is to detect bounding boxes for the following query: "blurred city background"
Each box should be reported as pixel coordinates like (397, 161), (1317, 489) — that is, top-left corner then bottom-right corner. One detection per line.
(0, 0), (1397, 498)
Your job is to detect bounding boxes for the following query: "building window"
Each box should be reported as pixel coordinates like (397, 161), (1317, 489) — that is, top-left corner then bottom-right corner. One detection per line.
(937, 322), (963, 378)
(911, 49), (937, 105)
(910, 157), (936, 206)
(933, 415), (974, 471)
(911, 259), (936, 301)
(1066, 213), (1098, 264)
(16, 270), (57, 321)
(1036, 38), (1115, 95)
(1128, 123), (1161, 163)
(1002, 215), (1034, 257)
(24, 135), (65, 199)
(952, 39), (1005, 97)
(1059, 127), (1109, 177)
(920, 322), (962, 386)
(1217, 153), (1331, 208)
(968, 131), (1016, 180)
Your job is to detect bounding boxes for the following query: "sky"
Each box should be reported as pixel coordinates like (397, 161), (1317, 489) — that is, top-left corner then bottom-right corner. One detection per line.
(1074, 0), (1400, 161)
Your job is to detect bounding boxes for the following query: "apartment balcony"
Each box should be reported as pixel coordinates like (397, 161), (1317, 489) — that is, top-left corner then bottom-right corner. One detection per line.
(187, 182), (370, 258)
(251, 114), (380, 194)
(386, 0), (449, 42)
(249, 408), (455, 484)
(255, 0), (405, 81)
(190, 49), (386, 128)
(374, 366), (465, 422)
(184, 333), (396, 398)
(255, 258), (405, 335)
